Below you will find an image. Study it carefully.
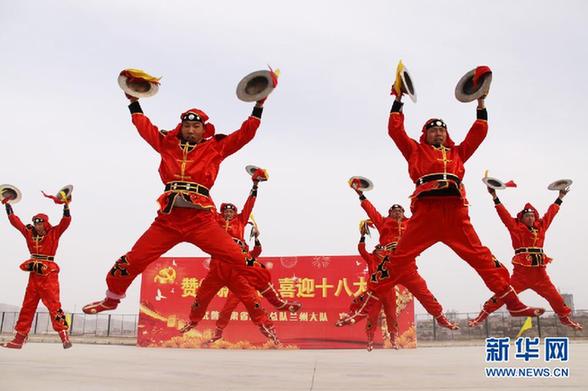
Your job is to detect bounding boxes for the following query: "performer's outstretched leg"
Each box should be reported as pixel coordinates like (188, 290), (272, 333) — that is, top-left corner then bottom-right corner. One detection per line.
(533, 269), (582, 330)
(335, 291), (381, 327)
(469, 270), (528, 327)
(234, 263), (300, 311)
(444, 204), (544, 318)
(365, 300), (383, 351)
(2, 277), (39, 349)
(83, 214), (181, 314)
(182, 261), (277, 343)
(39, 274), (71, 348)
(376, 286), (399, 349)
(211, 292), (241, 342)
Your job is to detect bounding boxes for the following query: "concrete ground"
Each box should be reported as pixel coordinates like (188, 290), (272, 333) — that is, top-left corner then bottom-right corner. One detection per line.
(1, 341), (586, 391)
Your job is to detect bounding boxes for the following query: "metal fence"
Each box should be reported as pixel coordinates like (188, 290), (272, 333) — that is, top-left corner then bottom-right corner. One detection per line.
(0, 311), (138, 337)
(416, 310), (588, 341)
(1, 309), (586, 341)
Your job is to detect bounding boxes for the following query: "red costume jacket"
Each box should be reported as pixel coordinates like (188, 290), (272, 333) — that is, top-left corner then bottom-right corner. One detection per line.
(360, 199), (408, 247)
(9, 213), (71, 274)
(388, 106), (488, 202)
(214, 192), (256, 249)
(495, 201), (560, 267)
(358, 241), (379, 275)
(130, 104), (261, 212)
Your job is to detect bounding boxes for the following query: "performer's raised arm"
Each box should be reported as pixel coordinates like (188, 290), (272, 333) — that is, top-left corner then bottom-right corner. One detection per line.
(359, 195), (384, 231)
(542, 188), (567, 230)
(457, 97), (488, 162)
(5, 203), (28, 236)
(128, 99), (164, 153)
(387, 95), (417, 161)
(219, 100), (266, 158)
(54, 204), (72, 237)
(250, 236), (262, 259)
(357, 234), (371, 262)
(488, 187), (517, 231)
(239, 180), (259, 226)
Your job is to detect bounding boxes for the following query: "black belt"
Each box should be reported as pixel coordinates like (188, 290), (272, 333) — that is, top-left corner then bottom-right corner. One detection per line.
(164, 181), (209, 197)
(232, 237), (245, 248)
(31, 254), (54, 261)
(376, 242), (398, 251)
(416, 173), (461, 187)
(515, 248), (544, 254)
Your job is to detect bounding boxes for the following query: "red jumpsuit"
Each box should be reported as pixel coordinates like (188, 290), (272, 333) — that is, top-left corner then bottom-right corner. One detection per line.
(215, 240), (263, 331)
(372, 101), (537, 316)
(471, 199), (580, 328)
(360, 199), (444, 317)
(212, 189), (299, 334)
(7, 208), (71, 336)
(213, 188), (257, 257)
(89, 102), (273, 331)
(358, 240), (398, 345)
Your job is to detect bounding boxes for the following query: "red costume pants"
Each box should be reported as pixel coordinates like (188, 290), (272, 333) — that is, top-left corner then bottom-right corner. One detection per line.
(344, 255), (444, 324)
(105, 208), (256, 298)
(481, 265), (571, 317)
(366, 285), (397, 340)
(367, 249), (443, 317)
(215, 266), (289, 330)
(15, 272), (68, 335)
(380, 197), (512, 298)
(188, 260), (272, 328)
(386, 269), (443, 317)
(216, 293), (242, 330)
(346, 273), (443, 328)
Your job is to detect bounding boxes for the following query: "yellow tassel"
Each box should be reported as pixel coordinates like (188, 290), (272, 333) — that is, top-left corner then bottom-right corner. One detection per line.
(58, 190), (70, 206)
(394, 60), (405, 96)
(124, 68), (161, 83)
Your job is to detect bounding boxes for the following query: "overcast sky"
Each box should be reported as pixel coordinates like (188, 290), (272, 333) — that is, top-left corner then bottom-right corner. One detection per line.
(1, 0), (587, 315)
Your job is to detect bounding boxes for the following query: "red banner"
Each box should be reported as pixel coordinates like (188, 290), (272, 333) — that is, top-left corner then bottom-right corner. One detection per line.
(138, 255), (415, 349)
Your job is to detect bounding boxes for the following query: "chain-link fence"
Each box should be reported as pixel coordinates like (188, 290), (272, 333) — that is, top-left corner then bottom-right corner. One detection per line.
(1, 309), (586, 341)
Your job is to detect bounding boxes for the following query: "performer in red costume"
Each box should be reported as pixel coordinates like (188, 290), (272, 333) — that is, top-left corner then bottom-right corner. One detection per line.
(83, 92), (279, 341)
(468, 187), (582, 330)
(207, 180), (301, 343)
(210, 235), (263, 343)
(358, 233), (399, 351)
(337, 192), (458, 335)
(2, 201), (72, 349)
(372, 92), (544, 318)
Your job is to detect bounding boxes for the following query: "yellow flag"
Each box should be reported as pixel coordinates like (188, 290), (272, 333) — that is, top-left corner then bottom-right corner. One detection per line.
(515, 316), (533, 339)
(65, 313), (72, 328)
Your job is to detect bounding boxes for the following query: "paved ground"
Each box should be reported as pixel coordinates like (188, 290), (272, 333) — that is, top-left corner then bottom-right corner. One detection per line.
(1, 341), (586, 390)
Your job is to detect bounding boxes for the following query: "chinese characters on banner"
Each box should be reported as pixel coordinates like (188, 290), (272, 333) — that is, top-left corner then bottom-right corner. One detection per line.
(138, 255), (415, 349)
